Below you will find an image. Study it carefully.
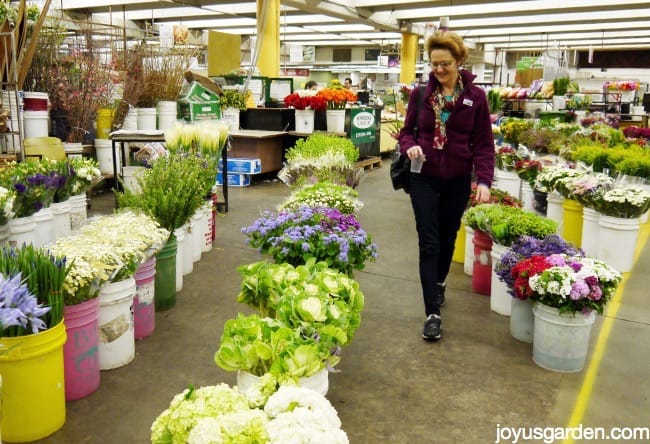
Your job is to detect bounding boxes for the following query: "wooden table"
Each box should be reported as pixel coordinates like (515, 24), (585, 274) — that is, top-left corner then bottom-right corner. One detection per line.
(109, 130), (230, 212)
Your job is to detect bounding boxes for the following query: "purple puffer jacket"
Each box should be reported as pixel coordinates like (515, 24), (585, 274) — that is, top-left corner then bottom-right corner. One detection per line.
(397, 70), (495, 187)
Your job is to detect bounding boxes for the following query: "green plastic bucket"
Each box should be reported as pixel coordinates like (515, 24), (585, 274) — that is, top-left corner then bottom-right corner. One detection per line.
(155, 236), (177, 311)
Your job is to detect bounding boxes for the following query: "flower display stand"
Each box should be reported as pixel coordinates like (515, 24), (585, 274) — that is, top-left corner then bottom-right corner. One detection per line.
(237, 368), (329, 397)
(63, 298), (100, 400)
(510, 298), (534, 343)
(562, 199), (583, 248)
(490, 243), (510, 315)
(98, 277), (136, 370)
(596, 215), (640, 273)
(0, 321), (67, 442)
(472, 229), (492, 296)
(532, 302), (596, 372)
(581, 207), (599, 257)
(452, 222), (465, 264)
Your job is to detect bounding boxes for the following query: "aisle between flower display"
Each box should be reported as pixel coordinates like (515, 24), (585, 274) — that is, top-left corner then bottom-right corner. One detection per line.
(149, 141), (375, 442)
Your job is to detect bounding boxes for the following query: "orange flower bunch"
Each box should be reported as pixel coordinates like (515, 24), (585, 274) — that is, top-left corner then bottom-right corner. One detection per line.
(316, 88), (357, 110)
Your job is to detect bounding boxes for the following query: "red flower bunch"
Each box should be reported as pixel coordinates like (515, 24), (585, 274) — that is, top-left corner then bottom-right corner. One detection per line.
(467, 183), (522, 208)
(514, 159), (543, 187)
(511, 255), (551, 300)
(283, 93), (327, 111)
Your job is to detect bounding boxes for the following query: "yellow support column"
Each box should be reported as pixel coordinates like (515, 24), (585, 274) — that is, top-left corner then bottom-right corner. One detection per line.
(400, 32), (419, 85)
(256, 0), (280, 77)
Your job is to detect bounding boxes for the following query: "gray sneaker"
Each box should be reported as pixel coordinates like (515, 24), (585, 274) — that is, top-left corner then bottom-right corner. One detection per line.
(422, 314), (442, 341)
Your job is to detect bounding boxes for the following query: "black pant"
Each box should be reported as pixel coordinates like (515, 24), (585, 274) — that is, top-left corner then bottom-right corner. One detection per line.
(409, 173), (471, 316)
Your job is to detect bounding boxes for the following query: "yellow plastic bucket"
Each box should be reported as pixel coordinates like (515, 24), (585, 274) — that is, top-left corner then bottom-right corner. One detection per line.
(0, 321), (67, 442)
(562, 198), (583, 248)
(95, 108), (115, 139)
(452, 222), (466, 263)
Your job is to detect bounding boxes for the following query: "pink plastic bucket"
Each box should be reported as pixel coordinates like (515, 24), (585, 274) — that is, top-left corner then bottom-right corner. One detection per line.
(134, 257), (156, 340)
(63, 297), (100, 400)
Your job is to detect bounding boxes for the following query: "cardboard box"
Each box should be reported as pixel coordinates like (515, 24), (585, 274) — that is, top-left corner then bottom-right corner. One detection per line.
(216, 172), (251, 187)
(177, 81), (221, 122)
(179, 81), (220, 102)
(177, 101), (221, 122)
(217, 157), (262, 174)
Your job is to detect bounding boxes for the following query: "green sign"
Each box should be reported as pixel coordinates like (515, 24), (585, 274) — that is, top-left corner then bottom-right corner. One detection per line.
(350, 107), (376, 145)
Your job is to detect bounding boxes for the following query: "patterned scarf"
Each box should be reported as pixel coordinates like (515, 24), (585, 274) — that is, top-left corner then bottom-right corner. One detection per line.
(430, 75), (464, 150)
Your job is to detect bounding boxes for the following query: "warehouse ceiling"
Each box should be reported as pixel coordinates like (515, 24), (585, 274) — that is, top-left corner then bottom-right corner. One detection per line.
(56, 0), (650, 52)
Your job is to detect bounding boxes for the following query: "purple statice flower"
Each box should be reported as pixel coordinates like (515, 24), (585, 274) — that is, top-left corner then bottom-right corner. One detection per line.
(13, 182), (27, 193)
(0, 273), (51, 336)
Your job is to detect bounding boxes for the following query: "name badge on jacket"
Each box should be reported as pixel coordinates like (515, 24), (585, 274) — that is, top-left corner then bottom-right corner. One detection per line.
(463, 98), (473, 107)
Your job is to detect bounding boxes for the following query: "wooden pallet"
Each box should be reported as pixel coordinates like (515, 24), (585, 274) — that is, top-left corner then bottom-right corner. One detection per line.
(355, 156), (382, 170)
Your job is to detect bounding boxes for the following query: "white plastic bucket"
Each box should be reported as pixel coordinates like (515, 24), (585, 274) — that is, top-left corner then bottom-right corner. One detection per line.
(326, 109), (345, 133)
(98, 277), (136, 370)
(23, 110), (49, 138)
(532, 302), (596, 373)
(51, 200), (72, 241)
(63, 142), (83, 159)
(33, 207), (55, 248)
(173, 226), (185, 292)
(237, 368), (328, 396)
(157, 101), (178, 131)
(69, 193), (88, 232)
(137, 107), (157, 131)
(122, 108), (138, 130)
(493, 169), (521, 200)
(581, 207), (599, 258)
(546, 192), (564, 234)
(0, 224), (9, 246)
(294, 109), (315, 133)
(520, 182), (535, 212)
(191, 211), (203, 263)
(23, 91), (49, 111)
(8, 215), (36, 248)
(464, 225), (474, 276)
(597, 215), (640, 273)
(122, 166), (146, 194)
(95, 139), (120, 176)
(181, 222), (193, 275)
(221, 107), (240, 132)
(490, 243), (510, 316)
(510, 297), (534, 343)
(201, 202), (212, 253)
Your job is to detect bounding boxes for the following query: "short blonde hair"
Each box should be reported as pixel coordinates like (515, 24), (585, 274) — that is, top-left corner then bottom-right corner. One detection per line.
(425, 31), (469, 64)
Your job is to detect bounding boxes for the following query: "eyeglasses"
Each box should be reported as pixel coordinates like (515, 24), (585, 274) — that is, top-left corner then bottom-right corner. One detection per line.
(430, 60), (454, 69)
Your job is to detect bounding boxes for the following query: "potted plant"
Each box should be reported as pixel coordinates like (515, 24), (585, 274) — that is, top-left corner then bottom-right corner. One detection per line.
(499, 118), (533, 148)
(241, 206), (377, 276)
(0, 245), (69, 442)
(278, 133), (361, 188)
(512, 253), (621, 372)
(316, 80), (357, 133)
(277, 181), (363, 215)
(219, 88), (251, 132)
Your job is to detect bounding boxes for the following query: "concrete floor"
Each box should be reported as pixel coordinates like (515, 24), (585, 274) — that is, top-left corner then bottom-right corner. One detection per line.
(36, 164), (650, 444)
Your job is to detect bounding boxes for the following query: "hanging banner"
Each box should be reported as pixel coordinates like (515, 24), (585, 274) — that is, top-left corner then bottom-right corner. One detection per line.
(350, 107), (376, 145)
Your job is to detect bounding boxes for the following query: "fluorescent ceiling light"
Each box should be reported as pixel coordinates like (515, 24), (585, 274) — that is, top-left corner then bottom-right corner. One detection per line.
(92, 7), (213, 21)
(59, 0), (166, 8)
(304, 24), (376, 32)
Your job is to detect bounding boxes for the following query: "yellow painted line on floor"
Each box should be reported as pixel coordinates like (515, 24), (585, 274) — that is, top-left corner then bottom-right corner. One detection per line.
(564, 220), (650, 444)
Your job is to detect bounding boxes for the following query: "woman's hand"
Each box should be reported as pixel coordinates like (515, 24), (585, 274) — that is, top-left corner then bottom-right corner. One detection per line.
(475, 184), (491, 203)
(406, 146), (424, 160)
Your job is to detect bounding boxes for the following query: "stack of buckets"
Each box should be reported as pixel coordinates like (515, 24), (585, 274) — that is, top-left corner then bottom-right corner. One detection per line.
(23, 92), (50, 140)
